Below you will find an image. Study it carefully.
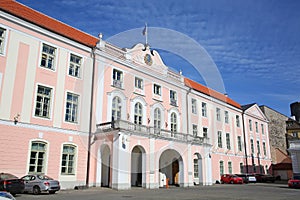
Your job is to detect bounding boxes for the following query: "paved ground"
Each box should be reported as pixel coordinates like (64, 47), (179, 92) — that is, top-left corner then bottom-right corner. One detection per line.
(15, 183), (300, 200)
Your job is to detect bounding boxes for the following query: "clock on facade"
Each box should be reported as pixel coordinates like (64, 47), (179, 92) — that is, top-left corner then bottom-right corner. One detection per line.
(144, 54), (153, 66)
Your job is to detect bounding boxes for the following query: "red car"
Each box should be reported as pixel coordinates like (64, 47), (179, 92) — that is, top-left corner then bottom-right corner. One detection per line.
(221, 174), (243, 184)
(288, 176), (300, 189)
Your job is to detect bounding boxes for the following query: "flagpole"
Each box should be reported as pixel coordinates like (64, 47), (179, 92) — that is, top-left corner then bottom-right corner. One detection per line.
(145, 23), (148, 45)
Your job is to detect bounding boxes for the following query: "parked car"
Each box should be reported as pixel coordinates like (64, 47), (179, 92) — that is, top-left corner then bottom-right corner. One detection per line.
(0, 192), (16, 200)
(235, 174), (256, 183)
(0, 173), (24, 196)
(288, 175), (300, 189)
(21, 174), (60, 195)
(221, 174), (243, 184)
(253, 174), (275, 183)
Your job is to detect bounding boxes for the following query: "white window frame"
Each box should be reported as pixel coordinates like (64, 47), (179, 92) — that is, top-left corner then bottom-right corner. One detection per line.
(65, 92), (79, 123)
(34, 84), (53, 119)
(61, 144), (77, 175)
(192, 124), (198, 137)
(249, 119), (253, 131)
(112, 68), (123, 88)
(191, 98), (197, 114)
(237, 136), (242, 151)
(226, 133), (231, 150)
(202, 102), (207, 117)
(0, 26), (8, 55)
(28, 140), (48, 174)
(225, 111), (229, 124)
(40, 43), (56, 70)
(153, 84), (161, 96)
(218, 131), (222, 148)
(135, 77), (143, 90)
(68, 53), (82, 78)
(112, 96), (122, 121)
(216, 108), (221, 121)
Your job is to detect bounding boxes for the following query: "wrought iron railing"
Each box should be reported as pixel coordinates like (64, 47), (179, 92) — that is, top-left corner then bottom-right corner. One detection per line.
(96, 120), (209, 145)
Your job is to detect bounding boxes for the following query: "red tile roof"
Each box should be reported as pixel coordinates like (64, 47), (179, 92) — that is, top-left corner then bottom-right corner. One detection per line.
(0, 0), (98, 47)
(184, 78), (241, 109)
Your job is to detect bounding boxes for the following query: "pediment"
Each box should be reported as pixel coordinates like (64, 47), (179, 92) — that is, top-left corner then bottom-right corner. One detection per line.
(124, 43), (168, 74)
(244, 104), (268, 121)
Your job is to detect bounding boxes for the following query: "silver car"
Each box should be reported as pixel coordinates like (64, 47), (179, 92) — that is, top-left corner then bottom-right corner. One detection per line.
(21, 175), (60, 195)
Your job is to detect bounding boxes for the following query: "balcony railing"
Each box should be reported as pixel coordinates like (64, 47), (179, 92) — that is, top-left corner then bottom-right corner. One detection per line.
(113, 79), (122, 88)
(96, 120), (209, 145)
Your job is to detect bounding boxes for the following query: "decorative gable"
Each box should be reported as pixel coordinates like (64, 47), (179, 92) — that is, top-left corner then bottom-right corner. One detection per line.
(244, 104), (268, 121)
(124, 43), (168, 75)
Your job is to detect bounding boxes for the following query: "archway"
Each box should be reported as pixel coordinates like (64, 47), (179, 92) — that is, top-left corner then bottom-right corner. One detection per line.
(159, 149), (184, 186)
(131, 145), (146, 187)
(101, 145), (110, 187)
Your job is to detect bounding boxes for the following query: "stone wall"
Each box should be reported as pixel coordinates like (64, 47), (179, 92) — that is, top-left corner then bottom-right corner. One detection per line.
(260, 106), (288, 164)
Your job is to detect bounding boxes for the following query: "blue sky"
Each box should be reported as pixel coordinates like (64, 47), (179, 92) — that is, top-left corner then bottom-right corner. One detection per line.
(17, 0), (300, 116)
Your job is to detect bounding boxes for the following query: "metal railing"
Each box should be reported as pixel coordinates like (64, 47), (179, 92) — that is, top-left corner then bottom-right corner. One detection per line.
(96, 120), (209, 145)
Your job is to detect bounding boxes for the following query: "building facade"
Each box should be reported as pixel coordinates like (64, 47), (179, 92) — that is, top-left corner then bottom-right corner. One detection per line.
(0, 0), (272, 190)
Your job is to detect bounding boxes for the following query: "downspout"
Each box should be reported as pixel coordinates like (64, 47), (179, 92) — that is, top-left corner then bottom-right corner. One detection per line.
(242, 111), (249, 174)
(86, 42), (98, 188)
(186, 88), (192, 137)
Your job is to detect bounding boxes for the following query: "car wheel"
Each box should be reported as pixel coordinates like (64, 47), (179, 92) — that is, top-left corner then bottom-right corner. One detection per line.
(49, 191), (56, 194)
(33, 186), (41, 195)
(230, 180), (234, 184)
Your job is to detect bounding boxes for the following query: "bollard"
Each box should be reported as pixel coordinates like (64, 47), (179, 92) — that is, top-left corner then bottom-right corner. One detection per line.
(166, 178), (169, 189)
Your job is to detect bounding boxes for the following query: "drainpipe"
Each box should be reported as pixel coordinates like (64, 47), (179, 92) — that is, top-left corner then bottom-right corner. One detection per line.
(242, 111), (249, 174)
(186, 88), (192, 137)
(86, 38), (99, 187)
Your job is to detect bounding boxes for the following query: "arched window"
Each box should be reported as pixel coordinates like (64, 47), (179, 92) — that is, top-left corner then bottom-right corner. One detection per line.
(170, 112), (177, 132)
(112, 96), (121, 121)
(29, 141), (47, 173)
(154, 108), (161, 129)
(134, 102), (143, 125)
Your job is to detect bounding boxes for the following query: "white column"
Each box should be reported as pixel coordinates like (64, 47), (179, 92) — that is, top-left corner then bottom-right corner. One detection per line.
(111, 132), (130, 190)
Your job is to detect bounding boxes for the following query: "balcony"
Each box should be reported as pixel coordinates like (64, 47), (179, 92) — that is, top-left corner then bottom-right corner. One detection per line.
(170, 99), (177, 106)
(96, 120), (209, 145)
(113, 79), (123, 88)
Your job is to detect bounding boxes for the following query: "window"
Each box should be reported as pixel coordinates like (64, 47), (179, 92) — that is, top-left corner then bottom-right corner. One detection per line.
(194, 159), (199, 178)
(135, 77), (143, 89)
(29, 141), (47, 173)
(0, 27), (6, 54)
(112, 96), (121, 121)
(228, 161), (232, 174)
(192, 99), (197, 114)
(250, 139), (254, 154)
(218, 131), (222, 148)
(202, 102), (207, 117)
(240, 163), (244, 173)
(236, 115), (240, 127)
(134, 102), (143, 125)
(112, 69), (123, 88)
(220, 161), (224, 175)
(216, 108), (221, 121)
(170, 90), (177, 106)
(226, 133), (231, 150)
(40, 43), (56, 70)
(257, 141), (260, 155)
(61, 144), (76, 175)
(153, 84), (161, 96)
(69, 54), (82, 78)
(255, 122), (258, 133)
(261, 124), (265, 135)
(263, 142), (266, 156)
(65, 93), (79, 123)
(225, 111), (229, 123)
(249, 119), (252, 131)
(192, 124), (198, 137)
(292, 132), (298, 137)
(203, 127), (208, 138)
(154, 108), (161, 130)
(237, 136), (242, 151)
(35, 85), (52, 118)
(170, 112), (177, 133)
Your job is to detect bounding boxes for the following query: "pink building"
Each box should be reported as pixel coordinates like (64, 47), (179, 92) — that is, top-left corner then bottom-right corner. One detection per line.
(0, 0), (271, 190)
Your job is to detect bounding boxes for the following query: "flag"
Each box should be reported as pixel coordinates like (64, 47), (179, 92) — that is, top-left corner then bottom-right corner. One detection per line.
(142, 24), (147, 35)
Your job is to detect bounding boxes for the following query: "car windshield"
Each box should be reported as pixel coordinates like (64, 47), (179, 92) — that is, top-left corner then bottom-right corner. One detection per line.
(0, 173), (18, 180)
(37, 175), (53, 180)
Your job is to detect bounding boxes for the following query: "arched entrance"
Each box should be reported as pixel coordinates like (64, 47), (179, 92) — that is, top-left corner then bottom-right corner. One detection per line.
(131, 145), (146, 187)
(100, 145), (110, 187)
(193, 153), (203, 185)
(159, 149), (184, 186)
